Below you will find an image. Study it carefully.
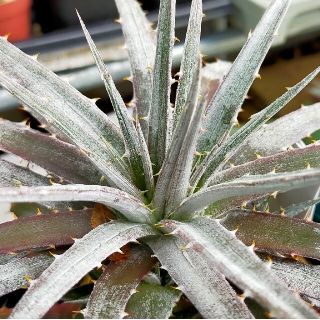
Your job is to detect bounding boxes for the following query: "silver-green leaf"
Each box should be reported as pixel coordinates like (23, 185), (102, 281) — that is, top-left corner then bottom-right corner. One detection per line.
(147, 235), (253, 318)
(114, 0), (156, 140)
(10, 222), (157, 319)
(0, 185), (154, 224)
(197, 0), (291, 153)
(175, 169), (320, 219)
(78, 12), (153, 192)
(148, 0), (176, 173)
(173, 0), (203, 127)
(160, 217), (318, 318)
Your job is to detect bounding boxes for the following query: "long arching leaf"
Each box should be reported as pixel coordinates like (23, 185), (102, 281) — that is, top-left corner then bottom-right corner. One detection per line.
(78, 13), (153, 192)
(147, 235), (253, 318)
(197, 0), (290, 153)
(10, 222), (157, 319)
(192, 67), (320, 189)
(175, 169), (320, 220)
(0, 185), (154, 224)
(160, 218), (317, 318)
(0, 119), (102, 184)
(0, 37), (143, 197)
(232, 102), (320, 164)
(0, 38), (124, 155)
(209, 144), (320, 185)
(0, 209), (95, 253)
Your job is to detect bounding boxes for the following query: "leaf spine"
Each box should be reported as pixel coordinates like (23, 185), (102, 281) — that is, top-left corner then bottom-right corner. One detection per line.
(24, 275), (33, 284)
(248, 240), (256, 252)
(120, 311), (129, 318)
(238, 292), (246, 301)
(48, 251), (59, 259)
(49, 178), (61, 186)
(10, 212), (18, 220)
(91, 97), (100, 103)
(129, 288), (138, 295)
(229, 227), (238, 236)
(265, 256), (273, 268)
(241, 201), (248, 209)
(170, 285), (183, 291)
(72, 309), (85, 316)
(31, 53), (39, 61)
(279, 207), (286, 215)
(269, 167), (276, 174)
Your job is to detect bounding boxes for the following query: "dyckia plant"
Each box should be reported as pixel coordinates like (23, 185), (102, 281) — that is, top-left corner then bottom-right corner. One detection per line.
(0, 0), (319, 318)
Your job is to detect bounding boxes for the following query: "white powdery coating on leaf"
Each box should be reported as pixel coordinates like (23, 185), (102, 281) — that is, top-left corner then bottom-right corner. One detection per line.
(0, 38), (146, 197)
(0, 253), (54, 296)
(114, 0), (156, 138)
(234, 102), (320, 164)
(10, 222), (156, 319)
(198, 0), (291, 152)
(86, 246), (155, 318)
(177, 169), (320, 218)
(126, 282), (181, 319)
(162, 218), (317, 318)
(268, 256), (320, 301)
(0, 185), (153, 224)
(147, 236), (253, 318)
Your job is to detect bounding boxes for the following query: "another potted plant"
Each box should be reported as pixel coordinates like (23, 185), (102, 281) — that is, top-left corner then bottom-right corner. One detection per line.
(0, 0), (32, 42)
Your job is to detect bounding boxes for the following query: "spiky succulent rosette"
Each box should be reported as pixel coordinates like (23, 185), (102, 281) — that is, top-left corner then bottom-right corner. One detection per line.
(0, 0), (319, 318)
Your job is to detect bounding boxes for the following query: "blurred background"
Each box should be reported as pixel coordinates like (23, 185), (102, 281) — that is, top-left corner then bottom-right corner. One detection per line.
(0, 0), (319, 120)
(0, 0), (319, 220)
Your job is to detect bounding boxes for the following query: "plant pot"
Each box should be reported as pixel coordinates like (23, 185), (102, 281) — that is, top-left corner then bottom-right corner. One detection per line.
(0, 0), (32, 42)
